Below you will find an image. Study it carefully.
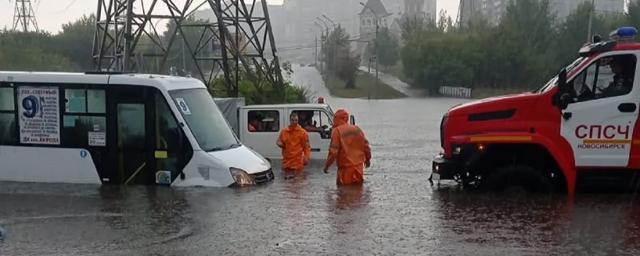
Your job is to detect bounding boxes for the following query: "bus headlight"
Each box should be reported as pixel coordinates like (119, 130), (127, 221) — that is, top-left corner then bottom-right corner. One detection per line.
(230, 167), (255, 186)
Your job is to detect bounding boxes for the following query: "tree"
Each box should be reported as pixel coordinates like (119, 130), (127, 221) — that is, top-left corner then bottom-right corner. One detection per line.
(0, 30), (73, 71)
(55, 15), (96, 71)
(336, 47), (360, 89)
(321, 26), (359, 88)
(322, 26), (350, 74)
(492, 0), (556, 87)
(628, 0), (640, 29)
(162, 16), (216, 76)
(368, 27), (399, 68)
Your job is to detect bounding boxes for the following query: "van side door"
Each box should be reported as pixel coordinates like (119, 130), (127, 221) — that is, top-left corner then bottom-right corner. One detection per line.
(290, 108), (332, 160)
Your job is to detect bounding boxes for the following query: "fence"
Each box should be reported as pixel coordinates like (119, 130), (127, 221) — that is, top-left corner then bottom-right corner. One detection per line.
(439, 86), (472, 98)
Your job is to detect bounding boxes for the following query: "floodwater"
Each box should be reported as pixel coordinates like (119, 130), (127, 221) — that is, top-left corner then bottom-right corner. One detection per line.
(2, 67), (640, 255)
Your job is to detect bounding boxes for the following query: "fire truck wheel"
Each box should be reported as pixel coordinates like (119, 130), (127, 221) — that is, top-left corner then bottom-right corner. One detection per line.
(482, 165), (554, 194)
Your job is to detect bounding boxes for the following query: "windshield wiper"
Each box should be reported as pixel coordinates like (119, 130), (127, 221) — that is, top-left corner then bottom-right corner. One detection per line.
(207, 143), (241, 152)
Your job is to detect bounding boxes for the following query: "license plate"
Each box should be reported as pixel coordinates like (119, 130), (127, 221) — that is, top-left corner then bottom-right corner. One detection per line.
(432, 173), (440, 181)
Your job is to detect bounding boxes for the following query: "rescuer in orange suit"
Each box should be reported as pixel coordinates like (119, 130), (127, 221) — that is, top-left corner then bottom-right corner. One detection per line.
(322, 109), (371, 185)
(277, 112), (311, 176)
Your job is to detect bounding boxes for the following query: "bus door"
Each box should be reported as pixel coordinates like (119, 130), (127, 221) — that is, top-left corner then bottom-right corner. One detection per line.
(107, 86), (156, 185)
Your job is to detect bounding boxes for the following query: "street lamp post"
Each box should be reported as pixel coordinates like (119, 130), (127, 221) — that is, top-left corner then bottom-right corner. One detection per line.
(313, 21), (324, 70)
(316, 17), (332, 73)
(587, 0), (596, 42)
(316, 17), (329, 73)
(360, 2), (379, 99)
(316, 17), (331, 36)
(321, 15), (337, 28)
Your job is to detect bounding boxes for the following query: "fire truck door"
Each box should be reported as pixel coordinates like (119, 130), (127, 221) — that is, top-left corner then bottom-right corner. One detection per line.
(560, 53), (639, 167)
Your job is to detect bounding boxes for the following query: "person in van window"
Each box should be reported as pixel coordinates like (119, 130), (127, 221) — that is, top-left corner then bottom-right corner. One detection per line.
(248, 113), (262, 132)
(602, 56), (635, 97)
(298, 111), (327, 133)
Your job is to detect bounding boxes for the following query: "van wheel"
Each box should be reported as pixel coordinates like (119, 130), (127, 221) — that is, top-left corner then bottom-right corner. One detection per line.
(482, 165), (554, 194)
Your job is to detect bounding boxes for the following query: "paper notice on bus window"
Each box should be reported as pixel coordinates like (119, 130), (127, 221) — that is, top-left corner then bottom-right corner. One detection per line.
(18, 87), (61, 145)
(175, 98), (192, 115)
(88, 132), (106, 147)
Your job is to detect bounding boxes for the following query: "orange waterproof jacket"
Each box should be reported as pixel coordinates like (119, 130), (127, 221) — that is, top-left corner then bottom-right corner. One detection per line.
(277, 124), (311, 171)
(327, 110), (371, 169)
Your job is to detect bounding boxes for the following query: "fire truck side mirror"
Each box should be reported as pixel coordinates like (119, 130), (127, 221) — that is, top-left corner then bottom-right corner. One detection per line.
(559, 93), (571, 110)
(552, 68), (570, 110)
(558, 68), (568, 91)
(350, 115), (356, 125)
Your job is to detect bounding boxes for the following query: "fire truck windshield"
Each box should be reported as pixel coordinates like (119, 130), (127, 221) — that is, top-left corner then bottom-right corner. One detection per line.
(536, 57), (587, 93)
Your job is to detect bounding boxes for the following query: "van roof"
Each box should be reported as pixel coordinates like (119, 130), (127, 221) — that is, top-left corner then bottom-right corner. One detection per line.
(241, 103), (331, 110)
(0, 71), (205, 91)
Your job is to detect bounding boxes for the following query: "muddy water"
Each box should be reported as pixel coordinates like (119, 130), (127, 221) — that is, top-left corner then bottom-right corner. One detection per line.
(2, 67), (640, 255)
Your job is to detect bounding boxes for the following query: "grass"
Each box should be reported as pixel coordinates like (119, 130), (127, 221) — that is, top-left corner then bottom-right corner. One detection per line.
(346, 63), (534, 100)
(387, 63), (413, 85)
(323, 72), (406, 99)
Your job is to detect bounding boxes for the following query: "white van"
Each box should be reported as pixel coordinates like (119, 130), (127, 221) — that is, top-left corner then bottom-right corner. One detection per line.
(238, 103), (336, 160)
(0, 72), (272, 187)
(215, 99), (356, 162)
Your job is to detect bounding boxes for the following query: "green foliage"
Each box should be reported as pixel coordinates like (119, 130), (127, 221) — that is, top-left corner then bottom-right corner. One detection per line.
(321, 26), (359, 89)
(161, 16), (215, 76)
(0, 30), (73, 71)
(322, 72), (405, 99)
(55, 15), (96, 70)
(0, 15), (96, 71)
(367, 27), (399, 68)
(628, 0), (640, 29)
(209, 75), (309, 105)
(400, 0), (636, 95)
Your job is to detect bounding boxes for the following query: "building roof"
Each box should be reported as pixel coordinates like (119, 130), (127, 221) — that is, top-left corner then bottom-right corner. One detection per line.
(359, 0), (390, 17)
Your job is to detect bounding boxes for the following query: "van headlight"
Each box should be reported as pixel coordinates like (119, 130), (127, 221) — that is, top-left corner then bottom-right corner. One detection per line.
(230, 167), (255, 186)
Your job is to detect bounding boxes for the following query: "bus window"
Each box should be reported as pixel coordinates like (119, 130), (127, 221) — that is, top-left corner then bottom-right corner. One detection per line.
(62, 88), (107, 147)
(65, 89), (87, 113)
(0, 87), (16, 145)
(87, 90), (106, 113)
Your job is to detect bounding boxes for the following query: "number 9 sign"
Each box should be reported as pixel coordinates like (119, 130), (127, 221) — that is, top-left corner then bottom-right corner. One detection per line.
(22, 95), (40, 118)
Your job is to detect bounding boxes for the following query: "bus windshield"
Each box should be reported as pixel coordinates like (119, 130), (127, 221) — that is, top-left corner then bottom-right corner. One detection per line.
(169, 88), (239, 152)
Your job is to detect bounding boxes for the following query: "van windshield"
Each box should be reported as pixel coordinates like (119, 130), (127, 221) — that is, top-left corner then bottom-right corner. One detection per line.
(169, 88), (239, 152)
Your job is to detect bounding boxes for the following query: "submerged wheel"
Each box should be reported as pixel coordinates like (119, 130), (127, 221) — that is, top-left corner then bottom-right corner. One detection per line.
(481, 165), (554, 194)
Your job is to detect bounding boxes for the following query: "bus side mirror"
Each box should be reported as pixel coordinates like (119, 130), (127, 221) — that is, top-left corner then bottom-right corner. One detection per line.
(350, 115), (356, 125)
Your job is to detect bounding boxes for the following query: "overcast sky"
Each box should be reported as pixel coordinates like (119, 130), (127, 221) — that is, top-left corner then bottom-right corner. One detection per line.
(0, 0), (459, 33)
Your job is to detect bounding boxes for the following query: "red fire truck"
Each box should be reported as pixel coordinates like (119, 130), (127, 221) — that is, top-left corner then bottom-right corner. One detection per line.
(432, 27), (640, 194)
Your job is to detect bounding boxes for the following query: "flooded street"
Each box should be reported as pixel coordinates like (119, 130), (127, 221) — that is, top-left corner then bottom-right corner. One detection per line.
(2, 67), (640, 256)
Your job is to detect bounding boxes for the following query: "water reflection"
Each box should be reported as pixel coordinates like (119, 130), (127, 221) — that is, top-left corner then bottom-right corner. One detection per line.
(331, 184), (369, 211)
